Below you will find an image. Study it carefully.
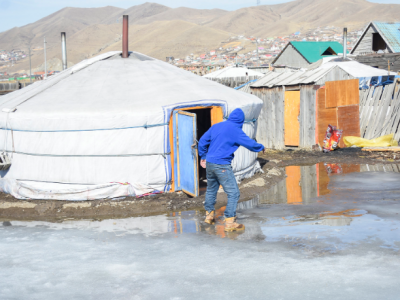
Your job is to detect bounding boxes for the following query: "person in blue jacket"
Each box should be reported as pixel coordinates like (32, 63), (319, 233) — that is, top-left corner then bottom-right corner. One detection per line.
(198, 108), (264, 231)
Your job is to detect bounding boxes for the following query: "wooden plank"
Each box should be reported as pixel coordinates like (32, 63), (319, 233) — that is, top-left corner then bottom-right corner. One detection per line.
(359, 87), (373, 133)
(371, 83), (395, 138)
(391, 91), (400, 141)
(383, 84), (400, 136)
(325, 79), (359, 108)
(284, 91), (300, 146)
(254, 89), (269, 148)
(270, 91), (279, 149)
(267, 89), (273, 148)
(317, 88), (337, 145)
(364, 86), (383, 139)
(345, 79), (360, 106)
(362, 147), (400, 152)
(299, 88), (305, 148)
(299, 85), (317, 149)
(308, 87), (317, 148)
(337, 105), (361, 148)
(279, 87), (286, 149)
(360, 86), (375, 135)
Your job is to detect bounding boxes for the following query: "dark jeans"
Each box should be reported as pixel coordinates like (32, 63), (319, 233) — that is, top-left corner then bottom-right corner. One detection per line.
(204, 162), (240, 218)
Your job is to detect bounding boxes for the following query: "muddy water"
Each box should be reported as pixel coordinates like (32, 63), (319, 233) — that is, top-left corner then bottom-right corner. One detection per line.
(4, 163), (400, 243)
(1, 163), (400, 299)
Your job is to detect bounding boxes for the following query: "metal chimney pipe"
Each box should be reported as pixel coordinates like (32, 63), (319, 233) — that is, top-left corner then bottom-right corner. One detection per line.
(122, 15), (129, 58)
(343, 28), (347, 60)
(61, 32), (67, 70)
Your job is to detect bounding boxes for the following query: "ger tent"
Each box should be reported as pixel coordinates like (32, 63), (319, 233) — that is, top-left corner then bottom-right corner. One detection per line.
(0, 51), (263, 200)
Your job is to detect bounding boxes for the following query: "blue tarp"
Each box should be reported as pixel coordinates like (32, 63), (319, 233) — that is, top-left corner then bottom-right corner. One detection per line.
(234, 79), (258, 90)
(359, 75), (400, 89)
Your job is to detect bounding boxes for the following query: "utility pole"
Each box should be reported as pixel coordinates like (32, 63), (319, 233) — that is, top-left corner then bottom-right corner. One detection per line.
(29, 45), (32, 83)
(61, 32), (67, 70)
(44, 36), (47, 79)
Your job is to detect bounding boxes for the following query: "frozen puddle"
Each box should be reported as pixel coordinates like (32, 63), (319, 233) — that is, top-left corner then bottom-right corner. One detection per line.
(1, 163), (400, 299)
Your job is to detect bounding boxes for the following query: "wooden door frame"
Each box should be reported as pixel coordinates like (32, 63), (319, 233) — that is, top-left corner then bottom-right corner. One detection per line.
(169, 106), (223, 193)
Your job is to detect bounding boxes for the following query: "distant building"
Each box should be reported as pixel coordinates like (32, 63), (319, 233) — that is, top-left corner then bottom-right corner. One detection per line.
(351, 22), (400, 55)
(272, 41), (344, 68)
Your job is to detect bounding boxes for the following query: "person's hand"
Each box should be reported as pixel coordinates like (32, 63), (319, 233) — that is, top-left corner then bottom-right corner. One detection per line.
(200, 159), (206, 169)
(262, 148), (265, 154)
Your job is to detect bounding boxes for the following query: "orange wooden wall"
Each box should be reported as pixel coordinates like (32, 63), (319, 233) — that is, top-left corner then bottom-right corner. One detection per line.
(337, 105), (360, 148)
(325, 79), (359, 108)
(317, 88), (337, 145)
(317, 80), (360, 147)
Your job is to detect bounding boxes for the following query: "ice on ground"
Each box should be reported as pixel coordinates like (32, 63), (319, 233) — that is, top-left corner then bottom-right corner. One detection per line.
(1, 166), (400, 299)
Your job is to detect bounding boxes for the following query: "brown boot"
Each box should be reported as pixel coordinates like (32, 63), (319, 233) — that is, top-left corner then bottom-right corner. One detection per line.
(204, 211), (215, 225)
(224, 217), (245, 232)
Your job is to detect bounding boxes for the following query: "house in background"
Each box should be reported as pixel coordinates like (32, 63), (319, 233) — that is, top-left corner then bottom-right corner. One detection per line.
(351, 22), (400, 55)
(272, 41), (344, 69)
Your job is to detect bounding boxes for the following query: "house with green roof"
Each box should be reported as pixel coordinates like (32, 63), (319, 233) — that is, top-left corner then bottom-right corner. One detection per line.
(272, 41), (344, 68)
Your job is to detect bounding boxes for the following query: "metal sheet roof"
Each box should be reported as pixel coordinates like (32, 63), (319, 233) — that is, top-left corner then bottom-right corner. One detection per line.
(374, 22), (400, 53)
(250, 66), (334, 88)
(250, 59), (397, 88)
(290, 41), (344, 63)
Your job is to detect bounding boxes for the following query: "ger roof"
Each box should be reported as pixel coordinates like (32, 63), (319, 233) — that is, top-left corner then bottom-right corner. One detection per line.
(351, 22), (400, 53)
(273, 41), (344, 65)
(0, 51), (262, 131)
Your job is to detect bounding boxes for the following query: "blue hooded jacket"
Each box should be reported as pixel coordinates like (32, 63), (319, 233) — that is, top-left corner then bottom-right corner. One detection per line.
(198, 108), (264, 165)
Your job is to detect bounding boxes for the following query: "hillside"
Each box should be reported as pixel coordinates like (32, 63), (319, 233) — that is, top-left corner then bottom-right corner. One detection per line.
(102, 2), (171, 25)
(88, 20), (233, 60)
(6, 21), (233, 73)
(0, 6), (123, 51)
(3, 0), (400, 73)
(135, 7), (227, 25)
(205, 0), (400, 37)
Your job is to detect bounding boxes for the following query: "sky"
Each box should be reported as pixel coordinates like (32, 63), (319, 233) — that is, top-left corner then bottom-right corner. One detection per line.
(0, 0), (400, 33)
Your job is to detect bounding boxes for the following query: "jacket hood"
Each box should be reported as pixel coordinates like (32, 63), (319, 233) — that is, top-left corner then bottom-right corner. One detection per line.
(227, 108), (245, 128)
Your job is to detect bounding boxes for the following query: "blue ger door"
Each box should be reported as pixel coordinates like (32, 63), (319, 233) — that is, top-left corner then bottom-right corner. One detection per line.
(173, 111), (199, 197)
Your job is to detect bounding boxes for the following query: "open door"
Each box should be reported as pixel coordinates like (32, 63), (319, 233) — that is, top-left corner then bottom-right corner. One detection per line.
(173, 110), (199, 197)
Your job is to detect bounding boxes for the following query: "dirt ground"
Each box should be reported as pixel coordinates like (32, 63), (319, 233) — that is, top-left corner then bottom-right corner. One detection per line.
(1, 148), (399, 221)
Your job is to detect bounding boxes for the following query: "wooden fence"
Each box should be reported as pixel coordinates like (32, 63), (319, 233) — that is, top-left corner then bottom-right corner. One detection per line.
(0, 82), (32, 95)
(359, 83), (400, 141)
(205, 75), (261, 88)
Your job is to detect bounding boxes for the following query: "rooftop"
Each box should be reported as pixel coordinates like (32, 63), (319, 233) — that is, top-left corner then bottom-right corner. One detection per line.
(290, 41), (345, 63)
